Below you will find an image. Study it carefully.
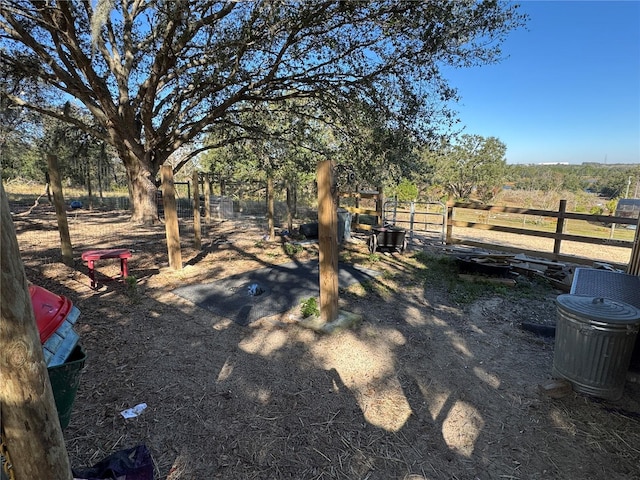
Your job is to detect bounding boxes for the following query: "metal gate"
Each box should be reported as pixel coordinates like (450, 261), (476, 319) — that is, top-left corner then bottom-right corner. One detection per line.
(383, 200), (446, 244)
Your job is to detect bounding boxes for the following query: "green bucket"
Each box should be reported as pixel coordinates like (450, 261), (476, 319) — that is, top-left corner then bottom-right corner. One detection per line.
(47, 344), (86, 430)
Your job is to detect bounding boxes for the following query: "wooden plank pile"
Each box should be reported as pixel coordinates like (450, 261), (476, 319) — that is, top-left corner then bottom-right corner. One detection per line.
(444, 247), (581, 290)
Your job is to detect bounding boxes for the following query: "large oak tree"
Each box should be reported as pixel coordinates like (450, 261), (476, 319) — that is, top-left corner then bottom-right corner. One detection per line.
(1, 0), (525, 223)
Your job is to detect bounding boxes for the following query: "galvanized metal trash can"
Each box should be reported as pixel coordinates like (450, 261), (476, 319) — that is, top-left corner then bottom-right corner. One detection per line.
(337, 208), (352, 243)
(553, 295), (640, 401)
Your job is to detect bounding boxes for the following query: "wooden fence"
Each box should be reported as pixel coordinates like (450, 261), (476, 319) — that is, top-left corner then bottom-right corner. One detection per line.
(446, 200), (640, 274)
(338, 189), (383, 231)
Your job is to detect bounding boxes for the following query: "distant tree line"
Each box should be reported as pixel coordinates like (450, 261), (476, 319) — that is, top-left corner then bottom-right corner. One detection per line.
(504, 163), (640, 199)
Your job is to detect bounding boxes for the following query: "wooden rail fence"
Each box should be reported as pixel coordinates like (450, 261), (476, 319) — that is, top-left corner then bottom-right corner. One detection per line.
(338, 188), (383, 231)
(446, 200), (640, 274)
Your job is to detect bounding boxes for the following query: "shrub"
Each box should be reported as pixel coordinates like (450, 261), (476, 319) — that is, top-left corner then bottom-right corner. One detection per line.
(284, 242), (303, 255)
(300, 297), (320, 318)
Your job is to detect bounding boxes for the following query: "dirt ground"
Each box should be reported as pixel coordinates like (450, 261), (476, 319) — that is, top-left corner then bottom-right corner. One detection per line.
(11, 207), (640, 480)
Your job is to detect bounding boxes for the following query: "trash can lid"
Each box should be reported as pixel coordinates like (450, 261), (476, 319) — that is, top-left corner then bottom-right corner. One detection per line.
(29, 285), (74, 343)
(556, 294), (640, 325)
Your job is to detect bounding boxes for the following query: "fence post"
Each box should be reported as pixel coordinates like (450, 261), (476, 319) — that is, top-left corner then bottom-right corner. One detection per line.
(354, 184), (360, 226)
(553, 199), (567, 258)
(409, 201), (415, 244)
(445, 202), (454, 244)
(628, 215), (640, 276)
(392, 196), (398, 225)
(161, 166), (183, 270)
(318, 160), (339, 324)
(376, 185), (384, 226)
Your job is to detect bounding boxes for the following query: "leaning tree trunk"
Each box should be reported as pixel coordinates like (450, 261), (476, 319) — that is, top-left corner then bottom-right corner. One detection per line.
(0, 181), (73, 479)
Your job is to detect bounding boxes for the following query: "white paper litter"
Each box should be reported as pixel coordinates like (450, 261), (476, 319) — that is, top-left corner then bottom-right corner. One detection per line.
(120, 403), (147, 419)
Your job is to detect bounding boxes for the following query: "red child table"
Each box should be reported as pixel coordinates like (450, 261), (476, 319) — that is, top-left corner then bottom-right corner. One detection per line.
(81, 249), (132, 289)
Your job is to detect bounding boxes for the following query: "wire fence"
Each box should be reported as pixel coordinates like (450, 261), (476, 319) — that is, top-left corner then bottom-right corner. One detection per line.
(10, 196), (318, 267)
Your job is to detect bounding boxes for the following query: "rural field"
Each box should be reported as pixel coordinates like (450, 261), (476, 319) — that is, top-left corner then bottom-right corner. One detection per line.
(6, 189), (640, 480)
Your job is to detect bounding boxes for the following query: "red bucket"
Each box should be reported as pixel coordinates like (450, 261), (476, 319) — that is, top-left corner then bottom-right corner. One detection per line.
(29, 285), (73, 344)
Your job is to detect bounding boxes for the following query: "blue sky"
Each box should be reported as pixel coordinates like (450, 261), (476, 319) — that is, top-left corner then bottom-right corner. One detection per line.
(442, 1), (640, 165)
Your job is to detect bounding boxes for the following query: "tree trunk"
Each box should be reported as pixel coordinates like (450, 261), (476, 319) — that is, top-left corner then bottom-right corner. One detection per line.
(293, 183), (298, 219)
(0, 181), (73, 480)
(125, 156), (160, 225)
(47, 154), (74, 267)
(266, 175), (275, 240)
(97, 145), (104, 204)
(86, 158), (93, 211)
(45, 171), (52, 203)
(192, 171), (202, 250)
(286, 180), (294, 233)
(203, 174), (211, 224)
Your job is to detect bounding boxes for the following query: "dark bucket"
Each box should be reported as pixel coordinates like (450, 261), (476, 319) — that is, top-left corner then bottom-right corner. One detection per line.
(48, 344), (86, 430)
